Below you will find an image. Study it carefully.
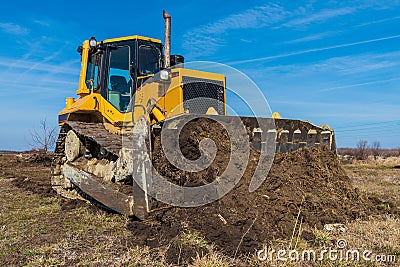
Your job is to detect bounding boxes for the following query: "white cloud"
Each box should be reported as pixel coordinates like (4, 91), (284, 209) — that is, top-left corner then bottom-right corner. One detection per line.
(282, 7), (357, 28)
(0, 54), (79, 99)
(33, 19), (51, 27)
(318, 78), (400, 92)
(183, 4), (288, 58)
(0, 57), (78, 75)
(182, 2), (398, 59)
(0, 22), (29, 35)
(284, 31), (340, 44)
(201, 4), (287, 33)
(228, 34), (400, 65)
(270, 51), (400, 77)
(355, 15), (400, 27)
(249, 51), (400, 91)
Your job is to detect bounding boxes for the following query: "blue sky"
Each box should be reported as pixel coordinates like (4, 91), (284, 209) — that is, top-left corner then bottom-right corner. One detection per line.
(0, 0), (399, 150)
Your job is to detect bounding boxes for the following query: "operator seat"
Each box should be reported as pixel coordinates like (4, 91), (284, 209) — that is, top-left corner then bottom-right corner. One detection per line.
(110, 75), (129, 94)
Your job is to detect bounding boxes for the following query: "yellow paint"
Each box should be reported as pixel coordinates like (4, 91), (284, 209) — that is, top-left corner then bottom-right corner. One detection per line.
(103, 35), (162, 44)
(206, 107), (218, 115)
(151, 107), (166, 122)
(76, 40), (91, 96)
(59, 93), (133, 125)
(66, 98), (75, 109)
(272, 112), (282, 119)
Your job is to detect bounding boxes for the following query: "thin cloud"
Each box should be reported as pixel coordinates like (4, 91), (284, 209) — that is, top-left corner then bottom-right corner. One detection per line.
(282, 7), (357, 28)
(0, 22), (29, 35)
(355, 15), (400, 27)
(0, 57), (78, 75)
(240, 38), (253, 43)
(284, 31), (340, 44)
(24, 46), (67, 74)
(182, 3), (374, 59)
(228, 34), (400, 65)
(0, 66), (77, 97)
(300, 51), (400, 75)
(318, 77), (400, 92)
(33, 19), (51, 27)
(260, 54), (399, 77)
(183, 4), (288, 58)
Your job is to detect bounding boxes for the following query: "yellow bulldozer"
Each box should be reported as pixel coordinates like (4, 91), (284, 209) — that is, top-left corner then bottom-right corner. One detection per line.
(52, 11), (336, 219)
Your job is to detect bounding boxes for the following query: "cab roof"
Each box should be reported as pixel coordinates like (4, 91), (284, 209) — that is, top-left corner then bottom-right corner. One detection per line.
(102, 35), (162, 44)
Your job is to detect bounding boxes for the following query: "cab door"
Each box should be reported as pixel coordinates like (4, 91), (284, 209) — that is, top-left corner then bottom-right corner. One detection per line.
(105, 45), (132, 112)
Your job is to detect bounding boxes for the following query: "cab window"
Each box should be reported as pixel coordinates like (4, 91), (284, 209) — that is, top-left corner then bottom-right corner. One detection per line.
(86, 54), (100, 90)
(107, 46), (131, 112)
(138, 45), (160, 75)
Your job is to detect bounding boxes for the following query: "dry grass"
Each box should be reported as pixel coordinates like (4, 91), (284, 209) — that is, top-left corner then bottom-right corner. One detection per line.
(1, 153), (399, 266)
(0, 161), (232, 266)
(344, 165), (400, 207)
(232, 215), (399, 266)
(190, 252), (231, 267)
(0, 177), (133, 266)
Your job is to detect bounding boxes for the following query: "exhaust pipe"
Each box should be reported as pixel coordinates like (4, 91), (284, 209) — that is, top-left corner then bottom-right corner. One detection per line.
(163, 10), (171, 69)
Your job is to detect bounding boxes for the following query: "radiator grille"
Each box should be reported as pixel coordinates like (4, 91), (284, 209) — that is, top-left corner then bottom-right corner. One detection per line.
(182, 76), (225, 115)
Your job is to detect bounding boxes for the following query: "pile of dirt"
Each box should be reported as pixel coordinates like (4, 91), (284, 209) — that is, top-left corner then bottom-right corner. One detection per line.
(152, 118), (231, 187)
(128, 118), (398, 262)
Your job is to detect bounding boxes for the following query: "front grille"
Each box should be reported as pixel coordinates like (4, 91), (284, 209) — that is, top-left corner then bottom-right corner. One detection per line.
(182, 76), (225, 115)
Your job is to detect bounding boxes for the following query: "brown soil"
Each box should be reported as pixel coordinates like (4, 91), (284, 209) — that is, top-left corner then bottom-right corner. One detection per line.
(1, 119), (398, 265)
(0, 153), (55, 197)
(128, 118), (398, 259)
(152, 118), (231, 187)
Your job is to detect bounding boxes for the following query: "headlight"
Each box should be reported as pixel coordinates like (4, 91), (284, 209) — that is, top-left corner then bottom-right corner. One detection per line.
(89, 36), (97, 48)
(160, 69), (169, 80)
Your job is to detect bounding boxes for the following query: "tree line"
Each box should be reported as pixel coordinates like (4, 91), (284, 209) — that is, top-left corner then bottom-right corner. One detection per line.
(338, 140), (400, 160)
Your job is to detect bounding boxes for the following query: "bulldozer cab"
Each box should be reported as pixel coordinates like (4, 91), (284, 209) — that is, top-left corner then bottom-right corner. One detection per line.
(79, 36), (163, 113)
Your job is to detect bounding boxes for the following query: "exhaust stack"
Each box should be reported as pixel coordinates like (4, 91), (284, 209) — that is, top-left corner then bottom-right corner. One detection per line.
(163, 10), (171, 69)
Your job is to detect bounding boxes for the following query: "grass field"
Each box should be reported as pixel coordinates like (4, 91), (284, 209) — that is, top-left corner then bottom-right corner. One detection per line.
(0, 152), (399, 266)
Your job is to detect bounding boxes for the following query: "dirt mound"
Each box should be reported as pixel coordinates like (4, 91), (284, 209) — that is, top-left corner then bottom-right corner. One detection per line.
(128, 118), (398, 259)
(152, 118), (230, 187)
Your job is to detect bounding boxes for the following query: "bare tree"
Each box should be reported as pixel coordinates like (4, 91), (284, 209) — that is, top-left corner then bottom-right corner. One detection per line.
(30, 118), (57, 153)
(356, 140), (369, 160)
(370, 141), (381, 160)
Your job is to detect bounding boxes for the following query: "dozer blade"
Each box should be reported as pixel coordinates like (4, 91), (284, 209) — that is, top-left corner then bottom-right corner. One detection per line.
(275, 118), (336, 152)
(152, 114), (336, 153)
(62, 163), (134, 215)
